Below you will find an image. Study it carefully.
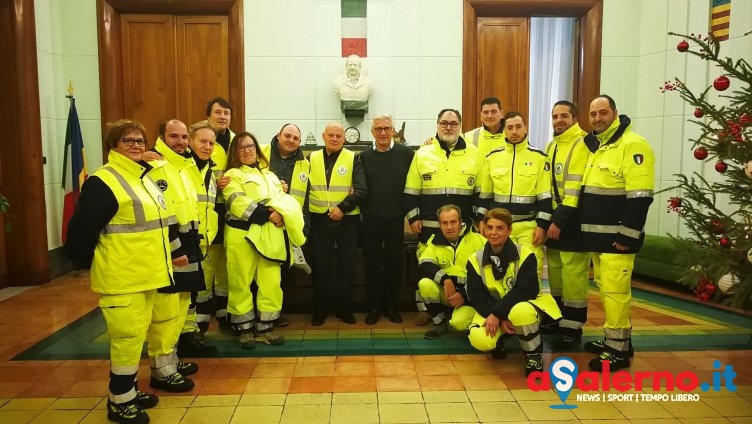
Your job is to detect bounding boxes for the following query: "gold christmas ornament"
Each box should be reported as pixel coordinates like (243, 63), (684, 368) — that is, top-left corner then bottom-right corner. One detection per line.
(717, 273), (740, 294)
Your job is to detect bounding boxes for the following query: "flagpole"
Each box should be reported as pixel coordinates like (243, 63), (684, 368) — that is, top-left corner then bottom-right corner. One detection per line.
(61, 80), (89, 278)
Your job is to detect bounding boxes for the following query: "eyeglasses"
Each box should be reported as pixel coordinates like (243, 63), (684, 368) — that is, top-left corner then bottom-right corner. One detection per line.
(438, 121), (460, 129)
(374, 127), (393, 133)
(121, 137), (146, 147)
(238, 144), (256, 152)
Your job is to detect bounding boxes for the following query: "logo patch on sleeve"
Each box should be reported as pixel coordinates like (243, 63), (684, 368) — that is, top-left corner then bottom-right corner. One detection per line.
(156, 179), (168, 191)
(467, 176), (475, 186)
(633, 154), (644, 165)
(422, 174), (432, 181)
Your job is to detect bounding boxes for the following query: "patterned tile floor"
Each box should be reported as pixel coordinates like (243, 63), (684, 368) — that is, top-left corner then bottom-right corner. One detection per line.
(0, 275), (750, 423)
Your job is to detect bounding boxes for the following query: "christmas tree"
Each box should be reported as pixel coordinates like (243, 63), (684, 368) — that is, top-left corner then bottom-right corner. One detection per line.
(662, 31), (752, 309)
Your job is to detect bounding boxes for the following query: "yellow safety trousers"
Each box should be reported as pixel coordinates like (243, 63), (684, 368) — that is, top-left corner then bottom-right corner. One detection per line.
(591, 252), (635, 330)
(225, 227), (283, 318)
(417, 277), (475, 331)
(100, 290), (156, 375)
(510, 220), (544, 278)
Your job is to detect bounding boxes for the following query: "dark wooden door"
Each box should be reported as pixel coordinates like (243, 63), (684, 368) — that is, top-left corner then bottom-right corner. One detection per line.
(120, 14), (229, 144)
(475, 17), (529, 124)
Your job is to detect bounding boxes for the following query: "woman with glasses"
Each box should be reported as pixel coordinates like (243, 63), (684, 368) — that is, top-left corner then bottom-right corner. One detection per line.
(64, 119), (175, 424)
(223, 132), (305, 348)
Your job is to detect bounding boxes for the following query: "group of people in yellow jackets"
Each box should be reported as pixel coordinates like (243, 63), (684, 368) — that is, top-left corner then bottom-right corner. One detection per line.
(63, 96), (312, 424)
(410, 95), (654, 377)
(63, 92), (653, 423)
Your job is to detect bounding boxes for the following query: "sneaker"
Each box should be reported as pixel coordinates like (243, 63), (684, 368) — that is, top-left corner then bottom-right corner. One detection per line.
(135, 391), (159, 409)
(254, 330), (285, 345)
(239, 332), (256, 349)
(177, 361), (198, 377)
(177, 333), (218, 358)
(414, 311), (432, 326)
(149, 372), (195, 393)
(584, 338), (634, 357)
(554, 334), (582, 350)
(525, 353), (544, 377)
(424, 321), (449, 339)
(107, 399), (149, 424)
(273, 317), (290, 327)
(490, 338), (507, 359)
(588, 350), (630, 372)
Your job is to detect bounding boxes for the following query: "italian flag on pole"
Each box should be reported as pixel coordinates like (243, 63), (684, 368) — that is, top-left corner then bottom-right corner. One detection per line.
(61, 96), (88, 244)
(341, 0), (367, 57)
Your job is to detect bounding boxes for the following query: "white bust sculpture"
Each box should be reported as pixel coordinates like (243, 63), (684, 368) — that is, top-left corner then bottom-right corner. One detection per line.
(333, 54), (374, 101)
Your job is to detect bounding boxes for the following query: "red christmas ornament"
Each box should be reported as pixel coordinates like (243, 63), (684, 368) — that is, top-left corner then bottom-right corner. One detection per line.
(694, 108), (704, 118)
(700, 292), (711, 302)
(715, 161), (728, 173)
(693, 147), (708, 160)
(677, 40), (689, 52)
(720, 236), (731, 248)
(740, 113), (751, 126)
(710, 219), (726, 235)
(713, 75), (730, 91)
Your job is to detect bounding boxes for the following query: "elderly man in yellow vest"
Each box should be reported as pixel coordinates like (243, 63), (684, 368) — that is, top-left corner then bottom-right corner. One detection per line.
(308, 123), (368, 326)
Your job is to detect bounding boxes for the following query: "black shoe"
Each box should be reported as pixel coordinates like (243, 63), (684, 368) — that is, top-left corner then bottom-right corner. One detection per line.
(217, 317), (236, 335)
(539, 323), (560, 335)
(149, 372), (195, 393)
(588, 350), (631, 372)
(554, 334), (582, 350)
(311, 313), (327, 326)
(365, 310), (380, 325)
(384, 310), (403, 324)
(273, 317), (290, 328)
(177, 361), (198, 377)
(424, 321), (449, 339)
(135, 391), (159, 409)
(490, 338), (507, 359)
(336, 311), (357, 324)
(107, 399), (149, 424)
(177, 333), (218, 358)
(525, 353), (544, 377)
(584, 338), (635, 357)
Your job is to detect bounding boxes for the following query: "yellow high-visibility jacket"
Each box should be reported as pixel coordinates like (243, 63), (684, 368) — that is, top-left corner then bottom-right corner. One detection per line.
(580, 115), (655, 253)
(478, 136), (552, 228)
(544, 123), (590, 251)
(404, 137), (483, 244)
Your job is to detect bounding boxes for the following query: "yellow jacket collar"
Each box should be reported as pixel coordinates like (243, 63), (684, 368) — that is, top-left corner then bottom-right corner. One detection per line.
(107, 149), (152, 178)
(553, 123), (586, 145)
